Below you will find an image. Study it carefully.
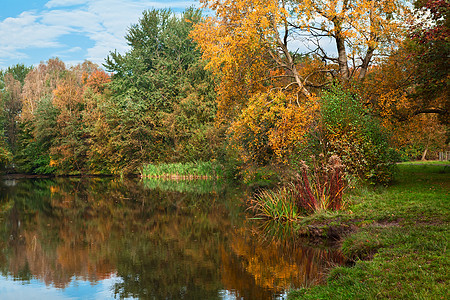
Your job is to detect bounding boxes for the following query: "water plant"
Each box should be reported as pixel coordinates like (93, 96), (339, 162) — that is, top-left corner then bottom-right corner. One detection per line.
(141, 161), (223, 179)
(250, 184), (300, 222)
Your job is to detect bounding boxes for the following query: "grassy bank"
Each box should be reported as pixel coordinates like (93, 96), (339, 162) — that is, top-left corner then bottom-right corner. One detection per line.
(289, 163), (449, 299)
(141, 161), (223, 179)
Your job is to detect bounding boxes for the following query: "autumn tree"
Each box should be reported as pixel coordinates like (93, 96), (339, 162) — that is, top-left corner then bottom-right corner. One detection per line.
(21, 58), (66, 122)
(51, 73), (87, 173)
(79, 69), (112, 173)
(356, 0), (449, 157)
(14, 59), (66, 174)
(294, 0), (409, 81)
(192, 0), (313, 122)
(191, 1), (323, 165)
(0, 64), (32, 154)
(405, 0), (449, 125)
(192, 0), (409, 110)
(191, 0), (408, 169)
(46, 61), (111, 174)
(13, 59), (110, 174)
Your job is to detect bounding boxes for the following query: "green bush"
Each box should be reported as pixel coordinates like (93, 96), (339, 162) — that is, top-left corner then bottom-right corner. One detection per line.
(308, 84), (398, 184)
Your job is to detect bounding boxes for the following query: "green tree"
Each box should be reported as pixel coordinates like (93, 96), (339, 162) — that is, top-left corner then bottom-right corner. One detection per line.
(15, 97), (58, 174)
(0, 116), (12, 169)
(103, 8), (217, 174)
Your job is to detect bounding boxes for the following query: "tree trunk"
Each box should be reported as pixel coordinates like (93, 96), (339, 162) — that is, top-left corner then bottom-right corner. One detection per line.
(271, 22), (311, 98)
(421, 148), (428, 161)
(334, 27), (350, 81)
(358, 46), (375, 81)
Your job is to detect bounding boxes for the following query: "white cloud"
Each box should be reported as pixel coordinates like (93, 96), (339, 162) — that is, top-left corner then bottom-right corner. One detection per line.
(0, 0), (199, 68)
(86, 32), (127, 65)
(40, 9), (101, 33)
(66, 46), (83, 53)
(0, 11), (68, 63)
(45, 0), (89, 9)
(75, 0), (198, 65)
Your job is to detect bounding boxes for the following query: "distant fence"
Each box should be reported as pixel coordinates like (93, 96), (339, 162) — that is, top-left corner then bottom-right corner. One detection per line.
(438, 151), (450, 161)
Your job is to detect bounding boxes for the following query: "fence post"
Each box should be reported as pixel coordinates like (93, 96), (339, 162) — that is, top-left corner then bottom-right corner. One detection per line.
(440, 151), (450, 161)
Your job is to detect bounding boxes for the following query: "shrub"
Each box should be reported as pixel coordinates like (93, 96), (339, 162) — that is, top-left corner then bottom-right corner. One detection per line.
(0, 143), (12, 169)
(312, 84), (398, 184)
(229, 91), (318, 166)
(239, 165), (280, 188)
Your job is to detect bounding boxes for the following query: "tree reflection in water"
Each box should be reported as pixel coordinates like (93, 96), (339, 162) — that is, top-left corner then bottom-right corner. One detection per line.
(0, 178), (345, 299)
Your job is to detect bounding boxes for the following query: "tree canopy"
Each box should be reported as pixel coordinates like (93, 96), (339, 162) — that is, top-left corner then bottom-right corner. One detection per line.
(0, 3), (447, 179)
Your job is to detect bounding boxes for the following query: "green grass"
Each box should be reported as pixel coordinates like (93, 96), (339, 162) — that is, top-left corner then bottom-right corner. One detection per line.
(289, 164), (450, 299)
(400, 160), (450, 165)
(141, 161), (223, 179)
(249, 184), (300, 222)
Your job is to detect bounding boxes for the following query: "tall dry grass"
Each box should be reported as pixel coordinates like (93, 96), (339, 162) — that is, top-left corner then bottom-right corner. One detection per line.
(249, 155), (347, 221)
(294, 155), (346, 212)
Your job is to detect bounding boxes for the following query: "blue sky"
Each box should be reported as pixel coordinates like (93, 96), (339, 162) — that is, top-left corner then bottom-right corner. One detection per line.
(0, 0), (198, 69)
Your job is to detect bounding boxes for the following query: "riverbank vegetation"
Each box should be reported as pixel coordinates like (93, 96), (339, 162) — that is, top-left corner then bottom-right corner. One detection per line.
(0, 2), (448, 179)
(289, 163), (449, 299)
(141, 161), (223, 179)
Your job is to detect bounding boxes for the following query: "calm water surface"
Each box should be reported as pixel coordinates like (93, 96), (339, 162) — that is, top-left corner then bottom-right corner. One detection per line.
(0, 177), (344, 299)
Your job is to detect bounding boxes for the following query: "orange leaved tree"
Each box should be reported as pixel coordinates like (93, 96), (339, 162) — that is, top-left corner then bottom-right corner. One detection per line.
(191, 0), (409, 166)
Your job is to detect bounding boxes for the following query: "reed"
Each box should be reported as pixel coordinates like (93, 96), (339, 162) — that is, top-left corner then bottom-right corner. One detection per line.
(249, 184), (300, 222)
(141, 161), (223, 179)
(293, 155), (347, 212)
(249, 155), (347, 221)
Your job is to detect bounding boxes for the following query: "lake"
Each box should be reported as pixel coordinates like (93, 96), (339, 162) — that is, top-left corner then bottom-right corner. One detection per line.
(0, 177), (344, 299)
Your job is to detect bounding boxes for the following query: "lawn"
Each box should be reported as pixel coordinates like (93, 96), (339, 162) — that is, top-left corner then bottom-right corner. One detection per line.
(400, 160), (450, 166)
(289, 163), (450, 299)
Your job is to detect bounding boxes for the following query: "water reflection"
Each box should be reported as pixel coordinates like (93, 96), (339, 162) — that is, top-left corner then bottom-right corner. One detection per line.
(0, 177), (344, 299)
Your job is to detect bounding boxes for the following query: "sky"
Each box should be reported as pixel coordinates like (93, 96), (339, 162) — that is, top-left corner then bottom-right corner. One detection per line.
(0, 0), (198, 69)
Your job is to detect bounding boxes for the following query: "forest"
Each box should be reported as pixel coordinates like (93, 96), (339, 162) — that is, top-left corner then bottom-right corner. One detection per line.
(0, 1), (448, 181)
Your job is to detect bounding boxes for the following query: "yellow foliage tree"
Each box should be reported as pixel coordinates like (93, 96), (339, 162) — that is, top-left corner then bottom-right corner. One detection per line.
(358, 44), (448, 160)
(191, 0), (315, 121)
(229, 91), (318, 164)
(294, 0), (409, 80)
(192, 0), (409, 165)
(192, 0), (409, 107)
